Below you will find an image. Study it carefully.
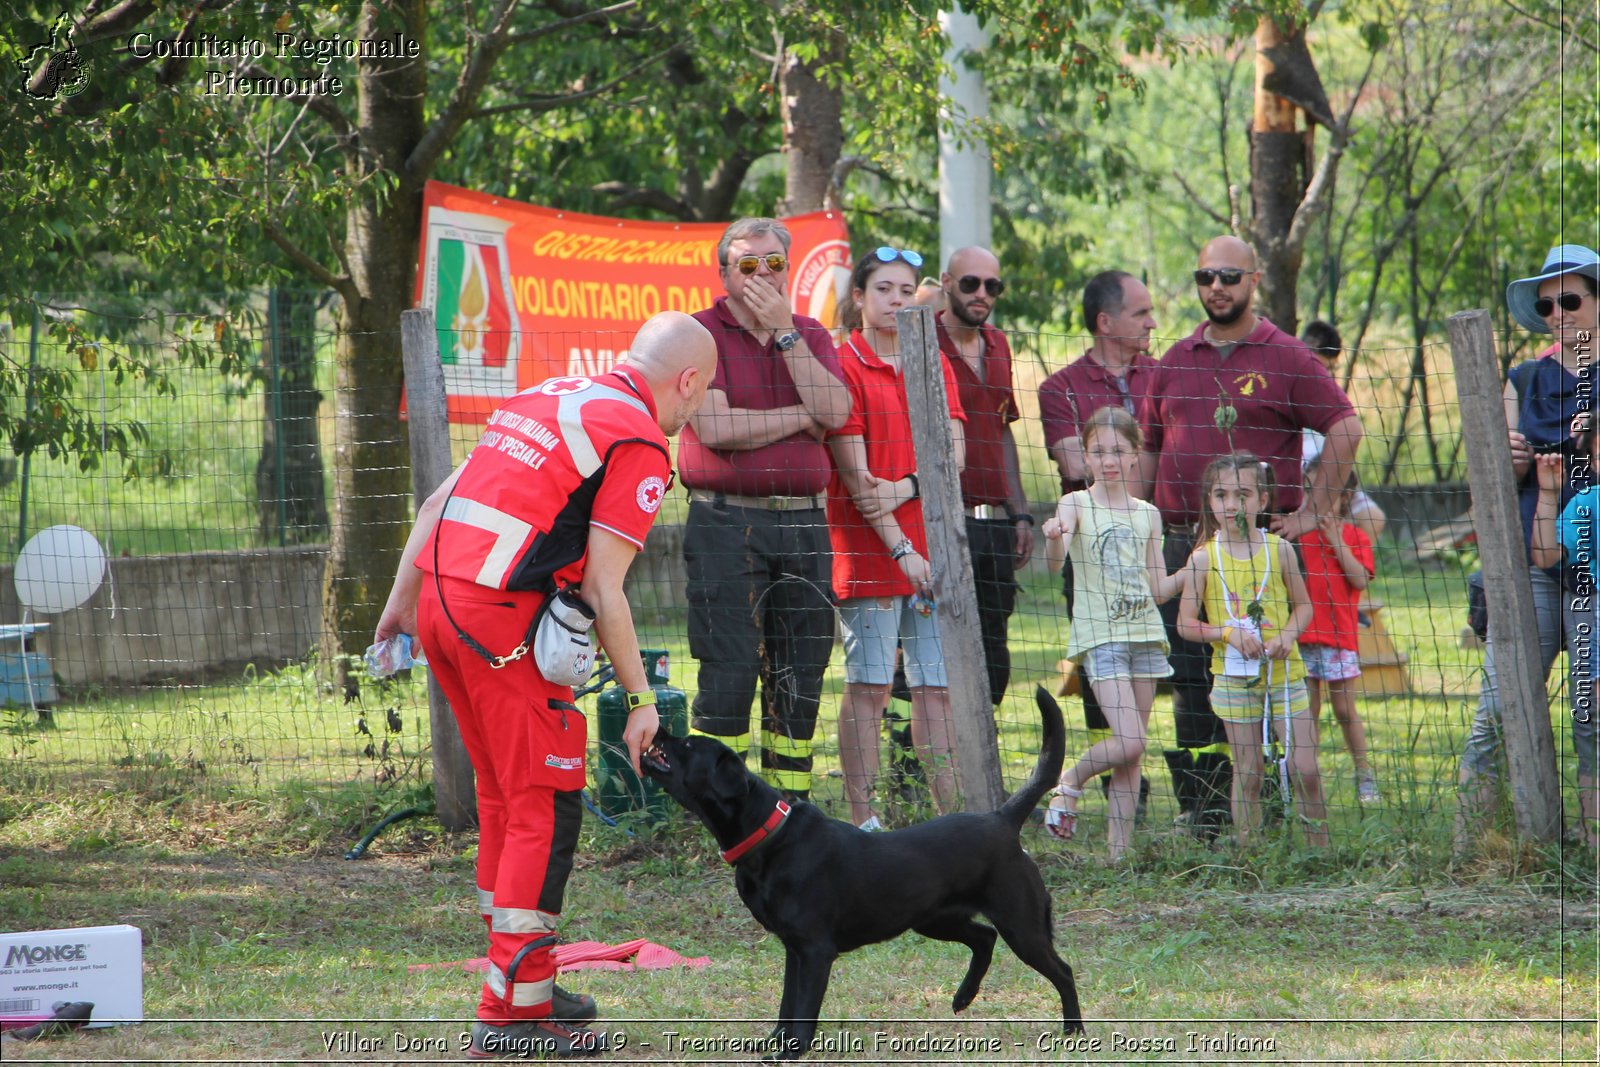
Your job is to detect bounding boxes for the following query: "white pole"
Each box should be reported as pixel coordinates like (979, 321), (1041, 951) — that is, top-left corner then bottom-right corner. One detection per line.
(937, 5), (992, 268)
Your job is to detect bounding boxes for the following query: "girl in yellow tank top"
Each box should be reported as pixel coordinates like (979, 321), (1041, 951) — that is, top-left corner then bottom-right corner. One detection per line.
(1176, 454), (1328, 847)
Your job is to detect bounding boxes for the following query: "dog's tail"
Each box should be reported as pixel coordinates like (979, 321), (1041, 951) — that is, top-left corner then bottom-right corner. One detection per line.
(999, 686), (1067, 830)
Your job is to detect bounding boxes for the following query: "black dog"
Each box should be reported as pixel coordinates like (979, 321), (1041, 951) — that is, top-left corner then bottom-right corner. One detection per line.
(641, 686), (1084, 1059)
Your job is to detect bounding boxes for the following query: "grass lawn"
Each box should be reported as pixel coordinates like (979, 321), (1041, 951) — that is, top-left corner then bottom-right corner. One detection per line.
(2, 554), (1597, 1063)
(0, 796), (1594, 1064)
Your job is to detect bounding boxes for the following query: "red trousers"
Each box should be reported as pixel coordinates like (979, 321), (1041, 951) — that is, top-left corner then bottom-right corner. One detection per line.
(419, 574), (588, 1022)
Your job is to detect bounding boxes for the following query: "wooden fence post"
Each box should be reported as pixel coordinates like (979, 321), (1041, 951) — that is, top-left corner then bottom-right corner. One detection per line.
(897, 305), (1006, 811)
(1446, 308), (1562, 842)
(399, 309), (477, 832)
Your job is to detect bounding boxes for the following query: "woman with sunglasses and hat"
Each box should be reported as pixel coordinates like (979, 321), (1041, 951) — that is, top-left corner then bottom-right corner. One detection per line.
(826, 246), (967, 829)
(1457, 243), (1600, 853)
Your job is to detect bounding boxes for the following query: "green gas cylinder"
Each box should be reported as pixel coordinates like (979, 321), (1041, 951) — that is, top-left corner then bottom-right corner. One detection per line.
(595, 649), (687, 821)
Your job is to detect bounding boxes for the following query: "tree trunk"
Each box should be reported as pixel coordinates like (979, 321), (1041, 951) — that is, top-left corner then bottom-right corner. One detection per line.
(256, 287), (329, 546)
(1248, 16), (1310, 334)
(776, 31), (844, 215)
(318, 0), (428, 684)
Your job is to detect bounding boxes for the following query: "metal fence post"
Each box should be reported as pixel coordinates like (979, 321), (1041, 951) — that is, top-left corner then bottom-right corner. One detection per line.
(1446, 308), (1562, 841)
(897, 304), (1006, 811)
(399, 308), (477, 831)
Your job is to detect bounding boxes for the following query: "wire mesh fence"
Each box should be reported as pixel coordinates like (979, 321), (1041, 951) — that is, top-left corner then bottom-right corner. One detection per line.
(2, 295), (1590, 857)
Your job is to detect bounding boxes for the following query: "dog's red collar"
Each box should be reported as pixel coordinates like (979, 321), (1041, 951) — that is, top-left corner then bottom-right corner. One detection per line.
(720, 801), (791, 864)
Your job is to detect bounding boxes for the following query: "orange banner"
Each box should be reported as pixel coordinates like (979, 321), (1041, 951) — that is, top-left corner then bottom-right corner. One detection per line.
(414, 181), (852, 423)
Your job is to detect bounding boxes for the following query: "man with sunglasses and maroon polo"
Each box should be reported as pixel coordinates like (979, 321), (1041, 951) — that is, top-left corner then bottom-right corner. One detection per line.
(935, 246), (1034, 708)
(679, 217), (851, 799)
(1140, 235), (1363, 834)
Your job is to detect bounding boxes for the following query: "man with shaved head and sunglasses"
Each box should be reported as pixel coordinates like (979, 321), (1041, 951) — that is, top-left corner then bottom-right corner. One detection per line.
(678, 217), (852, 800)
(935, 246), (1034, 710)
(1140, 235), (1363, 835)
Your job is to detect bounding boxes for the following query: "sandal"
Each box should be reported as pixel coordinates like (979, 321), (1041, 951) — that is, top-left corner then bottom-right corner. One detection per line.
(1045, 784), (1083, 840)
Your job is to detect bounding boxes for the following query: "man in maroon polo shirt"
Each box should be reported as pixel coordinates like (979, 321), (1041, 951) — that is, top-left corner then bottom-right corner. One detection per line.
(1038, 270), (1160, 803)
(679, 217), (851, 799)
(937, 246), (1034, 707)
(1140, 235), (1362, 827)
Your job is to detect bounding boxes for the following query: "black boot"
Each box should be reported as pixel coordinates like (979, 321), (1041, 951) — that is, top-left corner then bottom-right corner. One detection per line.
(1163, 749), (1207, 835)
(1192, 751), (1235, 837)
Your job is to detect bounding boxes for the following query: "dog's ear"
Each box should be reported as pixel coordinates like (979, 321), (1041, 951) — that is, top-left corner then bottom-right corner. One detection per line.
(709, 749), (753, 804)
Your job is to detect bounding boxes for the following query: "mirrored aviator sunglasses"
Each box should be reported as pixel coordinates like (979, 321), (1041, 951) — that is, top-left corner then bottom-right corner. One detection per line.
(734, 253), (787, 275)
(872, 246), (924, 269)
(958, 275), (1006, 297)
(1534, 292), (1585, 318)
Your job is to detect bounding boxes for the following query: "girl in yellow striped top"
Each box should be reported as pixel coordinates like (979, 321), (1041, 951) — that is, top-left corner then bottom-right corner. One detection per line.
(1177, 453), (1328, 847)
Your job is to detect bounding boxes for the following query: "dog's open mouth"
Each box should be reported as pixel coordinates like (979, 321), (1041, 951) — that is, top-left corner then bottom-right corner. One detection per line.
(640, 744), (670, 775)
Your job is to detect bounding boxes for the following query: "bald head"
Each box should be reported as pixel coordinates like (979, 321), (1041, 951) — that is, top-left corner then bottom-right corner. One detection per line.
(1198, 235), (1256, 271)
(623, 311), (717, 435)
(947, 246), (1000, 278)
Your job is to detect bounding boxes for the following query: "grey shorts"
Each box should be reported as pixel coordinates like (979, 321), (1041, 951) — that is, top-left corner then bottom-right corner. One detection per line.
(1079, 640), (1172, 684)
(838, 596), (948, 688)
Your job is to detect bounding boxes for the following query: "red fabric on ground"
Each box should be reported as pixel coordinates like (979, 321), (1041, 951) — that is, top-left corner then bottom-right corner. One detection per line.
(408, 939), (710, 975)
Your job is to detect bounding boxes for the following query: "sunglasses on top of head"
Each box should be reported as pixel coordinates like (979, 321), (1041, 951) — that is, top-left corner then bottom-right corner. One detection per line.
(1535, 292), (1587, 318)
(872, 246), (924, 269)
(957, 275), (1006, 297)
(1193, 268), (1252, 287)
(731, 253), (788, 275)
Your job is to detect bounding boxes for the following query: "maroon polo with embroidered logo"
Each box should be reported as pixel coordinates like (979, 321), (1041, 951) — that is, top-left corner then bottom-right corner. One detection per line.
(1141, 319), (1353, 527)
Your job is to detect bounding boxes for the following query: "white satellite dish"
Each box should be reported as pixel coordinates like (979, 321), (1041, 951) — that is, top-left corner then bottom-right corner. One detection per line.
(15, 524), (107, 614)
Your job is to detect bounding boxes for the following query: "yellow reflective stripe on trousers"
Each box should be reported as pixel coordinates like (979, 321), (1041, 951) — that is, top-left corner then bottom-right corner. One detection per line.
(761, 730), (811, 759)
(692, 727), (750, 754)
(491, 906), (560, 935)
(486, 963), (555, 1008)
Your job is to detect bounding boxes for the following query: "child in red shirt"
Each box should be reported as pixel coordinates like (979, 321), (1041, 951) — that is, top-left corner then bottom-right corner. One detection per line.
(1298, 469), (1379, 803)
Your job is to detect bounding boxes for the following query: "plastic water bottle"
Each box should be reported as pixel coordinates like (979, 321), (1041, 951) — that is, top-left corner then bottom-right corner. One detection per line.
(364, 634), (427, 678)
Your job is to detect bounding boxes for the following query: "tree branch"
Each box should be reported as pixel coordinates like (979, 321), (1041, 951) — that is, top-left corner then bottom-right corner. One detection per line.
(508, 0), (639, 46)
(235, 62), (356, 142)
(591, 181), (696, 220)
(1501, 0), (1598, 53)
(826, 155), (868, 212)
(1171, 169), (1230, 228)
(407, 0), (522, 180)
(262, 218), (355, 303)
(465, 44), (680, 120)
(1286, 50), (1377, 250)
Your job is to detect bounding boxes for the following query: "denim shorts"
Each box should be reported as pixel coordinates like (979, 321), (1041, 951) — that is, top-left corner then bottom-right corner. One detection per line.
(1300, 643), (1361, 682)
(838, 596), (948, 688)
(1080, 640), (1172, 684)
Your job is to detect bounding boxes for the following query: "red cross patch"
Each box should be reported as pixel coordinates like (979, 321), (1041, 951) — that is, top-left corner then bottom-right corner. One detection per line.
(636, 476), (666, 514)
(542, 377), (591, 396)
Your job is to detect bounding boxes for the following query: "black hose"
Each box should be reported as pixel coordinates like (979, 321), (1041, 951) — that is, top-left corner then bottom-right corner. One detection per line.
(344, 805), (427, 860)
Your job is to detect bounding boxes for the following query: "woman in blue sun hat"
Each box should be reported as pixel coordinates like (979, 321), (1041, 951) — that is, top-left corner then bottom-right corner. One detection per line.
(1457, 243), (1600, 853)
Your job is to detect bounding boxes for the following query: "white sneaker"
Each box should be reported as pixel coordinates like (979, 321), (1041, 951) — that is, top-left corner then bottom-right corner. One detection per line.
(858, 815), (884, 832)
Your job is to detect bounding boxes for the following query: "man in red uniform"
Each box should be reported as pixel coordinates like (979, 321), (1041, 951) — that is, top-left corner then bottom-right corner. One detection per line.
(679, 217), (850, 798)
(937, 246), (1033, 706)
(1140, 236), (1362, 830)
(374, 312), (715, 1059)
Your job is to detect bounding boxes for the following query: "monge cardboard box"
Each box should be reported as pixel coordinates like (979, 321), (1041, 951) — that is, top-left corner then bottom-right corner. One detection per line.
(0, 925), (143, 1029)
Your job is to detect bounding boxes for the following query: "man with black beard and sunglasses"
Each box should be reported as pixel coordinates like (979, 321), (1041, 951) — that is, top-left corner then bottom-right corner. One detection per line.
(1138, 235), (1363, 836)
(934, 246), (1034, 710)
